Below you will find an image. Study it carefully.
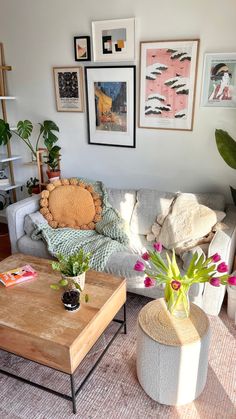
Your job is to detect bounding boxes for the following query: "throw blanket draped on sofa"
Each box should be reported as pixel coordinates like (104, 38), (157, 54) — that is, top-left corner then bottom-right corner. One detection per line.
(31, 180), (129, 271)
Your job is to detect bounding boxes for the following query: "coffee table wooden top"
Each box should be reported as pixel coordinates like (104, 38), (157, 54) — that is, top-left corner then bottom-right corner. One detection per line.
(0, 253), (126, 374)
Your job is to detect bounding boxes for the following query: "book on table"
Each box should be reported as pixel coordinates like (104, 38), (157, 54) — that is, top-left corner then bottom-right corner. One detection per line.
(0, 264), (37, 287)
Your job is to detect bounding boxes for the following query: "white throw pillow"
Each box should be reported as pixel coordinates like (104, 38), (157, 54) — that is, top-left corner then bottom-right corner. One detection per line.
(158, 194), (220, 249)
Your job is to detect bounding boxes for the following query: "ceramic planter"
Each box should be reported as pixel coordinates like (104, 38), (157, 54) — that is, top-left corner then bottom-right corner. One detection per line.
(62, 290), (80, 311)
(46, 169), (61, 182)
(62, 272), (86, 291)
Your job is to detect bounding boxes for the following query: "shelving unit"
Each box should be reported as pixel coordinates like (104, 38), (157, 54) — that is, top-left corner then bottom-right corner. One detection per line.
(0, 43), (23, 223)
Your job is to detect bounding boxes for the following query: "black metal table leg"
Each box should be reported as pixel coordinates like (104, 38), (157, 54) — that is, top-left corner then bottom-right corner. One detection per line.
(123, 303), (127, 334)
(70, 374), (77, 414)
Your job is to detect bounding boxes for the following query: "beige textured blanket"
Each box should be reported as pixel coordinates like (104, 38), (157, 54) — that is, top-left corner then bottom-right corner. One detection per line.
(158, 193), (220, 250)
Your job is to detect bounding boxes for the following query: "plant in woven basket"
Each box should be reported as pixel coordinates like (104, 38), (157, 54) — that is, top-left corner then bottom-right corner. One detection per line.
(134, 242), (236, 319)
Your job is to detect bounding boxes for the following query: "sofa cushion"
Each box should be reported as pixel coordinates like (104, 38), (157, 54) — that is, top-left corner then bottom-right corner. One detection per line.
(39, 180), (102, 229)
(130, 190), (225, 236)
(18, 235), (52, 259)
(107, 188), (136, 225)
(159, 194), (219, 249)
(24, 211), (47, 237)
(130, 190), (175, 235)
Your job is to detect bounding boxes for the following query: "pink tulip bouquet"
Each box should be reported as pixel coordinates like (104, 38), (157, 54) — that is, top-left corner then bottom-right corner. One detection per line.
(134, 242), (235, 318)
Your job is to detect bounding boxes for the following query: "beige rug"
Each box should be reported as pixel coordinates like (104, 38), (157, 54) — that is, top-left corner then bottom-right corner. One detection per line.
(0, 294), (235, 419)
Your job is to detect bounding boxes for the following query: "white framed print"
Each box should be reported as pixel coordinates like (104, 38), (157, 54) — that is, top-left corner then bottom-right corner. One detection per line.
(92, 18), (135, 62)
(53, 67), (84, 112)
(139, 39), (199, 131)
(85, 66), (136, 148)
(201, 52), (236, 108)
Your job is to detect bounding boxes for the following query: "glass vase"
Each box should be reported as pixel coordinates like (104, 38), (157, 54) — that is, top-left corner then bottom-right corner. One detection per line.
(165, 285), (190, 319)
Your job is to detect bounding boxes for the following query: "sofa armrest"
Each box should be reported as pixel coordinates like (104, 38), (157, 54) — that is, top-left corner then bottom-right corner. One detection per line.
(202, 204), (236, 315)
(6, 195), (40, 253)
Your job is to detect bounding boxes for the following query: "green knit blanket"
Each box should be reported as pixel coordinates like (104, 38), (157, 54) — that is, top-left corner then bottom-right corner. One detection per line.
(31, 180), (129, 271)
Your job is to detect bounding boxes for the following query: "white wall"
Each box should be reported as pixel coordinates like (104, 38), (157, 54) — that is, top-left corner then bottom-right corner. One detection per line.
(0, 0), (236, 200)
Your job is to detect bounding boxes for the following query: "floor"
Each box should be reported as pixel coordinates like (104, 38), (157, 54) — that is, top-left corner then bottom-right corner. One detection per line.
(0, 293), (235, 419)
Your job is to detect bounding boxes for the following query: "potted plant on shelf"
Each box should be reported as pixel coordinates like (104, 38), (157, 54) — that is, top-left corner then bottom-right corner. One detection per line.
(45, 144), (61, 181)
(50, 250), (91, 311)
(0, 119), (59, 161)
(26, 177), (40, 195)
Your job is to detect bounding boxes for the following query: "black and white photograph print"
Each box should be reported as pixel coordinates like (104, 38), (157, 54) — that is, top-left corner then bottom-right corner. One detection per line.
(53, 67), (84, 112)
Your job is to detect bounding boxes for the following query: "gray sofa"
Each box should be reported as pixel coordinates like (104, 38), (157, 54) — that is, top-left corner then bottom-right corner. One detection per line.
(7, 188), (236, 316)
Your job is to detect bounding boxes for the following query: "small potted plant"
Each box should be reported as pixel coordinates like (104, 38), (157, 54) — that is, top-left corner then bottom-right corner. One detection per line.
(45, 145), (61, 181)
(26, 177), (40, 195)
(50, 250), (91, 311)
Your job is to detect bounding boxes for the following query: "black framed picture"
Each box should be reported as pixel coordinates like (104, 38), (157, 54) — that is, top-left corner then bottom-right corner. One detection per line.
(74, 36), (91, 61)
(85, 65), (136, 148)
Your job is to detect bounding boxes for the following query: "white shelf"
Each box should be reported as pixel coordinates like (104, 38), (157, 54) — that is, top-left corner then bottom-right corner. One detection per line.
(0, 182), (23, 191)
(0, 96), (16, 100)
(10, 126), (17, 131)
(0, 154), (22, 163)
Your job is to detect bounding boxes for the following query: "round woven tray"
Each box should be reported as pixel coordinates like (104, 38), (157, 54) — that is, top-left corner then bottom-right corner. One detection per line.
(138, 298), (209, 346)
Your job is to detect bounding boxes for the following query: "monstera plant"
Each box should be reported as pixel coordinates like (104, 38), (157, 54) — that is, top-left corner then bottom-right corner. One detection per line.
(215, 129), (236, 205)
(0, 119), (59, 159)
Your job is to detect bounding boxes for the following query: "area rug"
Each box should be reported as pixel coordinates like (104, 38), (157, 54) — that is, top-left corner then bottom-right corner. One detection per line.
(0, 294), (235, 419)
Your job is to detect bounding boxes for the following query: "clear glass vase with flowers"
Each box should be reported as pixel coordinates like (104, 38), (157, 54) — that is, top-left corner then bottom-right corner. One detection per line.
(134, 242), (235, 319)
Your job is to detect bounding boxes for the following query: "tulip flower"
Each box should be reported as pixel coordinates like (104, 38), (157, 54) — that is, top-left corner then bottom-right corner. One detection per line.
(142, 252), (150, 261)
(171, 280), (181, 290)
(217, 262), (228, 273)
(228, 276), (236, 286)
(210, 277), (221, 287)
(153, 242), (162, 252)
(144, 277), (155, 288)
(211, 253), (221, 263)
(134, 261), (145, 272)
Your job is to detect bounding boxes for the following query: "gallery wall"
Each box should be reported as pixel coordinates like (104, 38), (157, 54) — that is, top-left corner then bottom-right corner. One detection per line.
(0, 0), (236, 200)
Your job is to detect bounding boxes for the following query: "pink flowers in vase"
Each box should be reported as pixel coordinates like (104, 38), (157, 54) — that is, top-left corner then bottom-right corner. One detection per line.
(134, 242), (233, 290)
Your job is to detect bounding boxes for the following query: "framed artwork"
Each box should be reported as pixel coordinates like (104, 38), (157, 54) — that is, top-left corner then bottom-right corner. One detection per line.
(201, 52), (236, 108)
(53, 67), (84, 112)
(85, 65), (136, 147)
(74, 36), (91, 61)
(139, 39), (199, 131)
(92, 18), (135, 62)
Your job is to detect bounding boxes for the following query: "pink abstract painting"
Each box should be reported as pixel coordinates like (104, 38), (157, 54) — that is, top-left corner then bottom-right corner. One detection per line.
(145, 48), (191, 119)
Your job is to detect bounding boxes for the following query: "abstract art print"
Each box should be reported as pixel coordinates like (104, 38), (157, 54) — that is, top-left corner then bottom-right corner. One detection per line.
(139, 40), (199, 130)
(201, 53), (236, 108)
(92, 18), (135, 62)
(53, 67), (84, 112)
(85, 66), (135, 147)
(74, 36), (91, 61)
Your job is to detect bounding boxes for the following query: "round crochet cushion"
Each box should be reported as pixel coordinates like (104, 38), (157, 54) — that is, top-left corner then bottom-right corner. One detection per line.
(39, 179), (102, 229)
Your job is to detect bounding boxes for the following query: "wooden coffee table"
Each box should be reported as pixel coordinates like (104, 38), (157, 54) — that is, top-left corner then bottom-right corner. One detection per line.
(0, 253), (126, 414)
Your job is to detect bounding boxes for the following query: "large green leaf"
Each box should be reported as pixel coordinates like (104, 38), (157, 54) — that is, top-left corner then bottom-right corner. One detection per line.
(17, 120), (33, 140)
(40, 120), (59, 149)
(215, 129), (236, 169)
(0, 119), (12, 145)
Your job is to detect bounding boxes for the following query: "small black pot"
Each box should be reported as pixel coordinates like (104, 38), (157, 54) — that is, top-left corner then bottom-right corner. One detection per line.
(62, 290), (80, 311)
